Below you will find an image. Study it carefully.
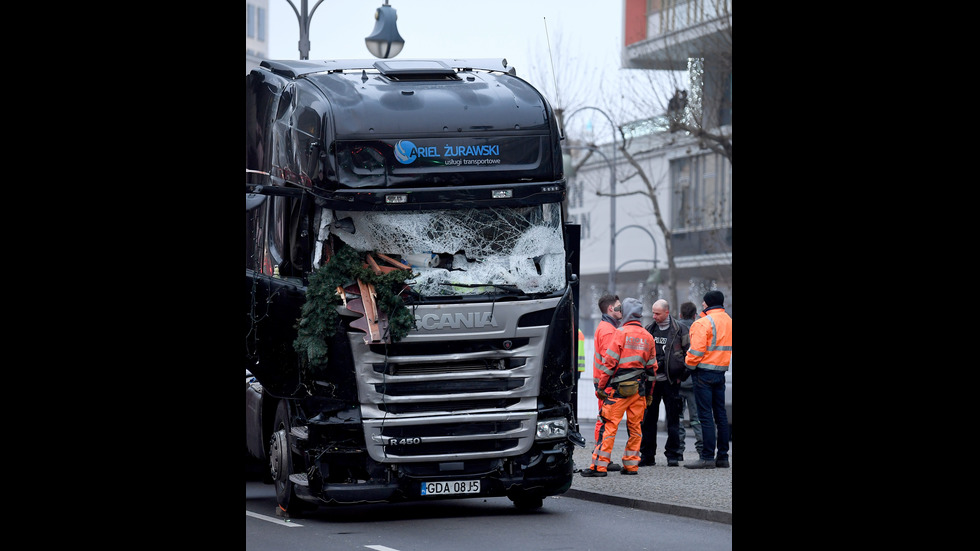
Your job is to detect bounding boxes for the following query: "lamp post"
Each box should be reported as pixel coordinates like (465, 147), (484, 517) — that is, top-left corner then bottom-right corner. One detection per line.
(284, 0), (324, 60)
(284, 0), (403, 60)
(562, 143), (616, 292)
(615, 225), (658, 270)
(561, 107), (617, 293)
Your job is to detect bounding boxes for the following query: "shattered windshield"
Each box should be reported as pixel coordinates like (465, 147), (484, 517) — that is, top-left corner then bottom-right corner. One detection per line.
(323, 204), (567, 296)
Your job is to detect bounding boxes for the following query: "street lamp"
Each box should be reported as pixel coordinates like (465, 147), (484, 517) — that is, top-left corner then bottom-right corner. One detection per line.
(285, 0), (324, 60)
(284, 0), (404, 60)
(563, 143), (616, 293)
(615, 225), (658, 270)
(614, 226), (659, 307)
(365, 1), (405, 59)
(561, 107), (617, 293)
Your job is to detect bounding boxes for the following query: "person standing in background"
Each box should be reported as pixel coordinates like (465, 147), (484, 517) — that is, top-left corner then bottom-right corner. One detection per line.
(684, 291), (732, 469)
(589, 294), (622, 471)
(676, 301), (703, 458)
(582, 297), (658, 476)
(638, 299), (689, 467)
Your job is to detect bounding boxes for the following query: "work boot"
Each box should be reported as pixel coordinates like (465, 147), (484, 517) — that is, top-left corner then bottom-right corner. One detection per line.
(620, 469), (638, 475)
(715, 458), (730, 468)
(637, 457), (655, 467)
(683, 459), (716, 469)
(667, 458), (679, 467)
(580, 468), (607, 477)
(607, 462), (622, 471)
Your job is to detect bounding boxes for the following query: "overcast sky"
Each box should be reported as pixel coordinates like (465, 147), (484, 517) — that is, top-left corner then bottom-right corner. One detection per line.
(270, 2), (623, 105)
(269, 1), (620, 74)
(264, 1), (680, 136)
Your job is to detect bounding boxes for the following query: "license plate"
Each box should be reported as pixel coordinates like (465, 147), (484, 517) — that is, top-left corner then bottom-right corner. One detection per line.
(421, 480), (480, 496)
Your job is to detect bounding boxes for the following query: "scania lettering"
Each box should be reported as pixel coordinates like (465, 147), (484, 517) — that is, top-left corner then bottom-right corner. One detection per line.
(245, 58), (585, 514)
(416, 312), (499, 330)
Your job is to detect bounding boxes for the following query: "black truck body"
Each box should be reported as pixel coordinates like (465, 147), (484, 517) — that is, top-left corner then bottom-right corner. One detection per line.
(245, 58), (583, 513)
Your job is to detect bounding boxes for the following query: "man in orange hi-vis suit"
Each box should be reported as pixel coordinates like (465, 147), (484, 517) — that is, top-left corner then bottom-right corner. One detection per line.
(683, 290), (733, 469)
(591, 295), (622, 455)
(581, 297), (658, 476)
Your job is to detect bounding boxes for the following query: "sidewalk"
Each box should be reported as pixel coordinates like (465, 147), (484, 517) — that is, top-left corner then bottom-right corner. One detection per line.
(563, 417), (732, 525)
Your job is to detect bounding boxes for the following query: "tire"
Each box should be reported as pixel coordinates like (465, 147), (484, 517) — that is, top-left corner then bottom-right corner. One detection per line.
(270, 400), (314, 515)
(510, 494), (543, 511)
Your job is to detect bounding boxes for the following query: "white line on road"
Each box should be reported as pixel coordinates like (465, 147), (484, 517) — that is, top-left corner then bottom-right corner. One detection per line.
(365, 546), (401, 551)
(246, 510), (303, 527)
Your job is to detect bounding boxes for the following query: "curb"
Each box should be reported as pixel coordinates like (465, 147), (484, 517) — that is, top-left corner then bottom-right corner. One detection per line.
(563, 488), (732, 525)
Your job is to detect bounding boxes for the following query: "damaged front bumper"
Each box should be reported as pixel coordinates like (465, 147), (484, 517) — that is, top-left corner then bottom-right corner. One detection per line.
(294, 438), (575, 506)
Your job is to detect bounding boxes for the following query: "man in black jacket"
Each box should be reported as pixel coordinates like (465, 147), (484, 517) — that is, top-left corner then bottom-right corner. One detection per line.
(638, 299), (691, 467)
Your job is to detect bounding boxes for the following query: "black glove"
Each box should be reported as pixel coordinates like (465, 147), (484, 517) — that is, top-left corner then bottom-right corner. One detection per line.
(595, 388), (606, 400)
(678, 365), (693, 382)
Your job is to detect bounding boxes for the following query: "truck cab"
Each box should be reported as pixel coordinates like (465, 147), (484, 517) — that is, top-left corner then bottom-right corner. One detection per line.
(245, 58), (583, 513)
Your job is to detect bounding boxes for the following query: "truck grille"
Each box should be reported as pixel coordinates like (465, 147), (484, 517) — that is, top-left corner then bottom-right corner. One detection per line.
(349, 297), (560, 464)
(378, 398), (521, 414)
(362, 411), (537, 461)
(374, 379), (525, 395)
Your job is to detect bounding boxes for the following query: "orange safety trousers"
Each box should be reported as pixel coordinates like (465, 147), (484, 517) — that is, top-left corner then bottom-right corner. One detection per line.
(590, 393), (646, 473)
(594, 398), (603, 443)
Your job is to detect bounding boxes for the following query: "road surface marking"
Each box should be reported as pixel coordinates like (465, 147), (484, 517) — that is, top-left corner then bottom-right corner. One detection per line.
(245, 510), (303, 527)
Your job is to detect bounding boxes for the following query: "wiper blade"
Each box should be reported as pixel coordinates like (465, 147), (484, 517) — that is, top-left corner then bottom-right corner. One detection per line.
(437, 282), (524, 294)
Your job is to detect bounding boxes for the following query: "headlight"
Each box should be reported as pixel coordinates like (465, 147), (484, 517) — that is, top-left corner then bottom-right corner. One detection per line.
(535, 418), (568, 440)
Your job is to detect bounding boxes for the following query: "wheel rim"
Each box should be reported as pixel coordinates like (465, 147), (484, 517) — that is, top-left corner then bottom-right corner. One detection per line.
(270, 428), (289, 489)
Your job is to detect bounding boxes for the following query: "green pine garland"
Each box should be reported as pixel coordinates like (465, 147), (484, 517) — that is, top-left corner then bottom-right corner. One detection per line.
(293, 246), (416, 373)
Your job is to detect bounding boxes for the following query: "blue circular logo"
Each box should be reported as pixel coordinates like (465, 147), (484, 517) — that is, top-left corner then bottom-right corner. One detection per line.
(394, 140), (417, 164)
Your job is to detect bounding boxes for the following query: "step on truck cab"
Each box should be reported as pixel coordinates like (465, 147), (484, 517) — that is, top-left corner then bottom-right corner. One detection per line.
(245, 58), (584, 513)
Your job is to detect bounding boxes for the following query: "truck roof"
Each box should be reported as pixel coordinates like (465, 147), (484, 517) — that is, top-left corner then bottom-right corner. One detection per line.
(259, 58), (554, 140)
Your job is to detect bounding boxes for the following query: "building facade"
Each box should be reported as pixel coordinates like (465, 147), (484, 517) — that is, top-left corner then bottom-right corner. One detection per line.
(569, 0), (732, 333)
(246, 0), (269, 74)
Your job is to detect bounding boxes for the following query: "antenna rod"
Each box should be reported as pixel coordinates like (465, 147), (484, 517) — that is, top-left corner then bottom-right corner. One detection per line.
(543, 17), (562, 114)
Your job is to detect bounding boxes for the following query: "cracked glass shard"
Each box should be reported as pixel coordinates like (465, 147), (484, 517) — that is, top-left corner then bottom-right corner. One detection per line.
(319, 205), (567, 296)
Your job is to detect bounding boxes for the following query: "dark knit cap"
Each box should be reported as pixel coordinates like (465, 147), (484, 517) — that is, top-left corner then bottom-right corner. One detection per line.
(703, 290), (725, 307)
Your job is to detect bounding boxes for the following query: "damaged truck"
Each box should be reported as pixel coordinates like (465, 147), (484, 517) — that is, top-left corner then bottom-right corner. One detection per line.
(245, 58), (584, 513)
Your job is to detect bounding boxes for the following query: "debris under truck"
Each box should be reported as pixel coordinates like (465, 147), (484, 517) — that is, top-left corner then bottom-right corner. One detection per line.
(245, 58), (585, 514)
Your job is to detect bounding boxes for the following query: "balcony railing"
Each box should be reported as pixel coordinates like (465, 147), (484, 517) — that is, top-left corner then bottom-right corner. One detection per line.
(647, 0), (732, 39)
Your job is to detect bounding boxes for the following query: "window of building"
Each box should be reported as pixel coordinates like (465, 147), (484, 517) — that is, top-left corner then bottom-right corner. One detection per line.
(246, 4), (255, 39)
(669, 152), (731, 257)
(671, 152), (731, 232)
(257, 7), (266, 42)
(719, 71), (731, 126)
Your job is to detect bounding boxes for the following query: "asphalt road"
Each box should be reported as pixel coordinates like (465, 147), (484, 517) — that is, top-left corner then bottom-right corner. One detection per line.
(246, 479), (733, 551)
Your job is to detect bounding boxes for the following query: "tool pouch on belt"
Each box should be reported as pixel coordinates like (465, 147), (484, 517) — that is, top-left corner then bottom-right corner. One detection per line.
(616, 380), (639, 397)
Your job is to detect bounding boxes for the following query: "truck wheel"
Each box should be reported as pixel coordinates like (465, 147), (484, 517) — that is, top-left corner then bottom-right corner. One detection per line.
(510, 495), (543, 511)
(270, 400), (312, 514)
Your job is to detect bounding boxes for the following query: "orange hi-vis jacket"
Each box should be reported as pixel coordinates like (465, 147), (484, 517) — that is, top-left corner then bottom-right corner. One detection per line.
(685, 306), (732, 371)
(592, 319), (619, 381)
(596, 320), (658, 394)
